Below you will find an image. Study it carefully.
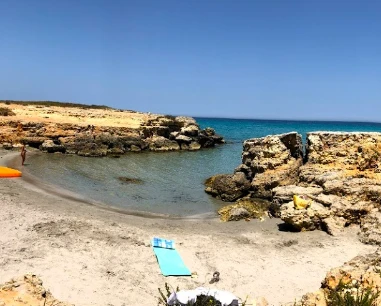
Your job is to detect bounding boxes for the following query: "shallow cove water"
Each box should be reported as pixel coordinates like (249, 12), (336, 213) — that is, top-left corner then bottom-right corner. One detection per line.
(25, 118), (381, 217)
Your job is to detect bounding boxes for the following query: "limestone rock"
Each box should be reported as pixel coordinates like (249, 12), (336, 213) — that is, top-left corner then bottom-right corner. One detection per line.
(323, 177), (381, 203)
(181, 141), (202, 151)
(175, 134), (193, 143)
(218, 198), (270, 221)
(204, 127), (216, 136)
(204, 172), (251, 202)
(147, 136), (180, 151)
(0, 103), (225, 156)
(291, 289), (326, 306)
(242, 132), (303, 198)
(0, 274), (73, 306)
(292, 249), (381, 306)
(181, 124), (199, 137)
(322, 216), (346, 236)
(2, 142), (13, 150)
(40, 140), (66, 153)
(280, 201), (330, 231)
(359, 211), (381, 245)
(130, 144), (141, 152)
(272, 185), (323, 203)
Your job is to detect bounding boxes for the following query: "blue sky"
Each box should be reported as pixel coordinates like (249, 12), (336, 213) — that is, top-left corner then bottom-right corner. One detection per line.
(0, 0), (380, 121)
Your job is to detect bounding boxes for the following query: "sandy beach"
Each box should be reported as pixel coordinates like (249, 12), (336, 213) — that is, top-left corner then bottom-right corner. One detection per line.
(0, 148), (377, 306)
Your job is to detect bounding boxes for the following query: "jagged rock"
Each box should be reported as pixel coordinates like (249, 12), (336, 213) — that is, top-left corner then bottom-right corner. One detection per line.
(218, 198), (270, 221)
(299, 166), (345, 186)
(181, 124), (199, 137)
(306, 132), (381, 168)
(21, 136), (48, 148)
(280, 201), (330, 231)
(251, 158), (302, 198)
(130, 145), (141, 152)
(242, 132), (303, 198)
(204, 127), (216, 136)
(40, 140), (66, 153)
(169, 131), (180, 140)
(205, 172), (251, 202)
(175, 116), (198, 127)
(323, 177), (381, 202)
(77, 145), (108, 157)
(181, 141), (202, 151)
(359, 211), (381, 245)
(175, 134), (193, 143)
(2, 142), (13, 150)
(0, 103), (225, 156)
(322, 216), (346, 236)
(0, 274), (72, 306)
(310, 194), (342, 207)
(234, 164), (252, 180)
(293, 248), (381, 306)
(227, 207), (250, 221)
(272, 185), (323, 203)
(289, 289), (326, 306)
(147, 136), (180, 151)
(107, 147), (125, 155)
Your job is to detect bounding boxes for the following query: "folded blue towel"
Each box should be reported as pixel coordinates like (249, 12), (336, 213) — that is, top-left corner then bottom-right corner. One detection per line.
(152, 237), (175, 249)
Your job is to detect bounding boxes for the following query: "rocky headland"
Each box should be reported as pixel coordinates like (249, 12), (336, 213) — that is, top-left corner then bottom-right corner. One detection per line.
(206, 131), (381, 244)
(0, 101), (224, 156)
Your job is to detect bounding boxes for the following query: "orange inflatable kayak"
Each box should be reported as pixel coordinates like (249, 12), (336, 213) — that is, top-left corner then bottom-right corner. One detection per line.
(0, 167), (22, 178)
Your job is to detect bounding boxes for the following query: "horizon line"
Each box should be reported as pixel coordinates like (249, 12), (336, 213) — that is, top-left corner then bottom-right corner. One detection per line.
(191, 115), (381, 125)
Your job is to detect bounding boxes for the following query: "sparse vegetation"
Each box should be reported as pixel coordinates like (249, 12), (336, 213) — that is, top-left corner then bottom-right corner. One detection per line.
(0, 107), (16, 116)
(0, 100), (112, 110)
(326, 281), (379, 306)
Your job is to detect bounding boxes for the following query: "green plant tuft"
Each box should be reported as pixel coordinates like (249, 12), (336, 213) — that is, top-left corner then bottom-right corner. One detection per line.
(0, 107), (16, 116)
(326, 281), (379, 306)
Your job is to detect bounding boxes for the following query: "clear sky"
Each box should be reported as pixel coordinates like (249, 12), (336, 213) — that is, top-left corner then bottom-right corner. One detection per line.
(0, 0), (380, 121)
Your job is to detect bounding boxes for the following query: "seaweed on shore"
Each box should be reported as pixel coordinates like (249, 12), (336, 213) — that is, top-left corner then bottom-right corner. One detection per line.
(118, 176), (144, 184)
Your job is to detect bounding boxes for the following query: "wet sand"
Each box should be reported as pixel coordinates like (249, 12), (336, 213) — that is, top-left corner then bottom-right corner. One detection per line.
(0, 148), (377, 305)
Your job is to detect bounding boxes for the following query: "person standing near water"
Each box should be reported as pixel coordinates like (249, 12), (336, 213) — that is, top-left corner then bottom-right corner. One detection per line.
(21, 145), (26, 166)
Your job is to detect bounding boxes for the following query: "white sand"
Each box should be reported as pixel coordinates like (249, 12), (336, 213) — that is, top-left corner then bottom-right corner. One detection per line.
(0, 149), (377, 305)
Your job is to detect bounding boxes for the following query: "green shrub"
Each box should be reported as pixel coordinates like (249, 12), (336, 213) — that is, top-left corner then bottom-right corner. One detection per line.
(0, 107), (16, 116)
(326, 282), (379, 306)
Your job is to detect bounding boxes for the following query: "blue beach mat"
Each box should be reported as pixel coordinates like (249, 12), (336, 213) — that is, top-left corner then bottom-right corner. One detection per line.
(152, 237), (191, 276)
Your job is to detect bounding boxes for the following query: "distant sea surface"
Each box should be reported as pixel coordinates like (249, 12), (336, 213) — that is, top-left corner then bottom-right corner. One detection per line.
(26, 118), (381, 217)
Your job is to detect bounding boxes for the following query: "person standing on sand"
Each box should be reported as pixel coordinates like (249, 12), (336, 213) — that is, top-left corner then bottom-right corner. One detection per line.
(21, 145), (26, 166)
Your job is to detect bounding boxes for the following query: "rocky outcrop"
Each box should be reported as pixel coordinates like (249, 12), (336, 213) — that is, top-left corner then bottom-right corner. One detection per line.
(205, 132), (303, 201)
(281, 132), (381, 236)
(217, 198), (270, 221)
(0, 103), (224, 156)
(359, 211), (381, 245)
(290, 248), (381, 306)
(241, 132), (303, 198)
(204, 172), (251, 202)
(272, 185), (323, 203)
(0, 274), (72, 306)
(206, 131), (381, 241)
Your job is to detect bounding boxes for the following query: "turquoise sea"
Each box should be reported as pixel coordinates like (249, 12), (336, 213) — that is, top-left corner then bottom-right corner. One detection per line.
(25, 118), (381, 217)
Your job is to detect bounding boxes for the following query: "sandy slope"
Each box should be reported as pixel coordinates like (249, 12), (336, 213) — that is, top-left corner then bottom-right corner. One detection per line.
(0, 149), (377, 305)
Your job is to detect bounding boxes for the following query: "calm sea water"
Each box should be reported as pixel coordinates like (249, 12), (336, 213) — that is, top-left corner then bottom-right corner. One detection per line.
(26, 118), (381, 217)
